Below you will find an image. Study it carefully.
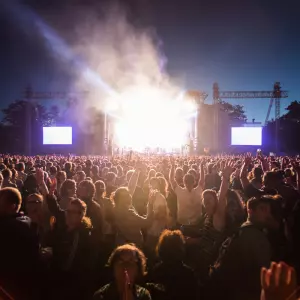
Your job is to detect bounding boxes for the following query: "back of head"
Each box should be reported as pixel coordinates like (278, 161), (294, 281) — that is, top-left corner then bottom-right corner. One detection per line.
(2, 168), (12, 180)
(78, 180), (96, 200)
(60, 179), (76, 198)
(157, 230), (185, 263)
(263, 171), (280, 188)
(247, 194), (283, 224)
(106, 172), (117, 183)
(17, 162), (25, 172)
(183, 173), (195, 188)
(0, 187), (22, 215)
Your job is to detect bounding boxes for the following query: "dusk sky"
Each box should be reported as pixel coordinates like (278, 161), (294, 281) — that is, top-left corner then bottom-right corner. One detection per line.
(1, 0), (300, 123)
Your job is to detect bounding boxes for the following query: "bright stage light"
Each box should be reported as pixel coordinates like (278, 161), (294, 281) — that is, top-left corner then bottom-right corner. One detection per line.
(111, 85), (196, 151)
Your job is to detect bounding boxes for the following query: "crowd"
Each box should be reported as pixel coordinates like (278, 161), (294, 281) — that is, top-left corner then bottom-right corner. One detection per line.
(0, 152), (299, 300)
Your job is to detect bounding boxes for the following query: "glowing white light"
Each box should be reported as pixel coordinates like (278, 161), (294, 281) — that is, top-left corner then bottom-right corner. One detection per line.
(111, 85), (195, 151)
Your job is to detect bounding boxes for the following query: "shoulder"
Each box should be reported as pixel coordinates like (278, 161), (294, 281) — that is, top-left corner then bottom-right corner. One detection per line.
(175, 185), (185, 193)
(194, 185), (203, 194)
(238, 223), (268, 245)
(93, 284), (111, 299)
(91, 200), (102, 209)
(135, 285), (152, 299)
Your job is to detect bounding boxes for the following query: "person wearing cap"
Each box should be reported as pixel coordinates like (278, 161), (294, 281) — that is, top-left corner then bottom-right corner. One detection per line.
(208, 194), (284, 300)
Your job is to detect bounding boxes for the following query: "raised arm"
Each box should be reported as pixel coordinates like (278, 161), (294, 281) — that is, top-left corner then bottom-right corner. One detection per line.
(258, 154), (269, 173)
(128, 169), (140, 196)
(240, 154), (251, 191)
(216, 161), (234, 225)
(197, 161), (205, 189)
(169, 160), (177, 191)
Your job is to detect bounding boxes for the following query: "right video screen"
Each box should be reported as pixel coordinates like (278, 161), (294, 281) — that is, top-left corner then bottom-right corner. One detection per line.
(231, 127), (262, 146)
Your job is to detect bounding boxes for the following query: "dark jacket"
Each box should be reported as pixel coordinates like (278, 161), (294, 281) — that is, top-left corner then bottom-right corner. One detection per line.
(147, 261), (198, 300)
(209, 221), (271, 300)
(93, 283), (152, 300)
(0, 213), (40, 299)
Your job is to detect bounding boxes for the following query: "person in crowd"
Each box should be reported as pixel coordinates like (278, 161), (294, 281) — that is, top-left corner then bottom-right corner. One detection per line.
(144, 169), (156, 194)
(77, 180), (104, 242)
(249, 166), (264, 189)
(225, 189), (246, 233)
(75, 170), (87, 183)
(11, 168), (23, 190)
(46, 197), (96, 300)
(132, 168), (148, 217)
(185, 161), (234, 280)
(0, 188), (40, 299)
(92, 165), (101, 183)
(56, 170), (67, 196)
(169, 158), (204, 226)
(84, 159), (93, 178)
(145, 177), (171, 263)
(147, 230), (198, 300)
(113, 168), (154, 247)
(59, 179), (77, 210)
(64, 162), (75, 179)
(93, 244), (152, 300)
(115, 165), (125, 186)
(17, 162), (27, 182)
(1, 168), (17, 188)
(26, 193), (50, 245)
(106, 172), (117, 198)
(208, 194), (284, 300)
(204, 163), (221, 191)
(174, 167), (184, 187)
(95, 180), (115, 260)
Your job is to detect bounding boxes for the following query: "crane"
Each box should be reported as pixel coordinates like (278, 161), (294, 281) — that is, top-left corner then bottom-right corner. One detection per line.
(213, 82), (288, 153)
(23, 85), (88, 155)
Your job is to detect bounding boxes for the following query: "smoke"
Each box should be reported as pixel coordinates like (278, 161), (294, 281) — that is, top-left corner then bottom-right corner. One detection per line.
(66, 3), (183, 133)
(4, 0), (186, 143)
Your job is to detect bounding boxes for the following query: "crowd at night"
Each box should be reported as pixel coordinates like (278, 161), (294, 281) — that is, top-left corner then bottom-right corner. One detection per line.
(0, 153), (299, 299)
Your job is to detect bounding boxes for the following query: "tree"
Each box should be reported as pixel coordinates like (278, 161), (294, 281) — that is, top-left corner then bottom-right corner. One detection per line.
(219, 100), (247, 124)
(1, 100), (59, 127)
(265, 101), (300, 153)
(0, 100), (60, 153)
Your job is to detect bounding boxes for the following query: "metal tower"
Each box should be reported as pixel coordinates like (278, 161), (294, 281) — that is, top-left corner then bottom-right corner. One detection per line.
(213, 82), (288, 152)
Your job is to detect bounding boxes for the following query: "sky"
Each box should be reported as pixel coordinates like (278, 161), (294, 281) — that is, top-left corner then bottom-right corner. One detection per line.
(0, 0), (300, 123)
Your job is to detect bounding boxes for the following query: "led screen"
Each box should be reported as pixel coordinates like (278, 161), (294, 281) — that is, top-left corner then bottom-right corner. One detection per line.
(43, 127), (72, 145)
(231, 127), (262, 146)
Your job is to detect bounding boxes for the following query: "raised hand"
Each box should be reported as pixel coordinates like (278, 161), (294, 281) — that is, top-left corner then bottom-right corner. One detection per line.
(244, 152), (252, 165)
(261, 262), (297, 300)
(221, 160), (235, 180)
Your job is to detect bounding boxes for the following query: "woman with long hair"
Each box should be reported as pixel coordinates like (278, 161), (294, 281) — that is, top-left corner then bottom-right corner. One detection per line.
(145, 177), (171, 264)
(59, 179), (77, 210)
(147, 230), (198, 300)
